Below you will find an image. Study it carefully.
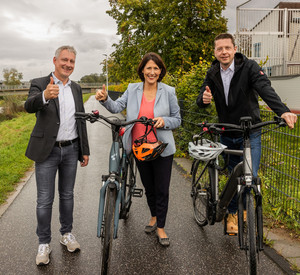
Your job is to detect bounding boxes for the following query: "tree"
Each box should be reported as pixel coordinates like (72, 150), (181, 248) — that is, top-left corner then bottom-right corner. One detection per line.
(2, 68), (23, 85)
(107, 0), (227, 82)
(79, 73), (106, 83)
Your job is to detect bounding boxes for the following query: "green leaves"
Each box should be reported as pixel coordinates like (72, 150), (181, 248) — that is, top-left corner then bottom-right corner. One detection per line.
(106, 0), (227, 82)
(2, 68), (23, 86)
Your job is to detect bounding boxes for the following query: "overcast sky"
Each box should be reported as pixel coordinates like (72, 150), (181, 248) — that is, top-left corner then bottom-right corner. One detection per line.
(0, 0), (293, 82)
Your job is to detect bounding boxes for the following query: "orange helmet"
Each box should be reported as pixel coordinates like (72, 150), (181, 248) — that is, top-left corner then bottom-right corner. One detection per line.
(132, 122), (168, 161)
(132, 141), (168, 161)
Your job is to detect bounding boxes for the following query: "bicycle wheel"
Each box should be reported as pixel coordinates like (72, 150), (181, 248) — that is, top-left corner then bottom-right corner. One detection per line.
(101, 187), (117, 275)
(245, 191), (258, 275)
(120, 153), (136, 219)
(191, 160), (214, 226)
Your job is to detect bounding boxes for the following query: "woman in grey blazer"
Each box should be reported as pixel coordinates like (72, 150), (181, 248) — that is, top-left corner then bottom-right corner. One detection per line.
(96, 52), (181, 246)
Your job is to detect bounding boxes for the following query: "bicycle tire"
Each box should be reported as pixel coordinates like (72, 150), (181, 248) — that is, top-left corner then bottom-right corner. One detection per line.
(191, 160), (214, 226)
(245, 192), (258, 275)
(120, 153), (136, 219)
(101, 187), (117, 275)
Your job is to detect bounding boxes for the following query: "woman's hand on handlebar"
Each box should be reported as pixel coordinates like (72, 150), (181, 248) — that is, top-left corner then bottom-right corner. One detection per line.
(95, 84), (108, 102)
(281, 112), (298, 129)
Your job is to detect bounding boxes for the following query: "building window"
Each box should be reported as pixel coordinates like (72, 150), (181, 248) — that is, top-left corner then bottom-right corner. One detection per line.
(254, 43), (261, 57)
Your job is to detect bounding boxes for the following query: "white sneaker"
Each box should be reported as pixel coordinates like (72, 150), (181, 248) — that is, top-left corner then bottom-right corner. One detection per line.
(60, 233), (80, 252)
(36, 244), (51, 266)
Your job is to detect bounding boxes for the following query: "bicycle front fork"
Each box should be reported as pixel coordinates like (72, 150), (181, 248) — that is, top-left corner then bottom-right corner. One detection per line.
(97, 175), (121, 239)
(237, 177), (264, 251)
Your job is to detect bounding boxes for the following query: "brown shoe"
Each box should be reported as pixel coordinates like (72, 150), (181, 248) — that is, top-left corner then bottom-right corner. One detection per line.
(226, 213), (238, 234)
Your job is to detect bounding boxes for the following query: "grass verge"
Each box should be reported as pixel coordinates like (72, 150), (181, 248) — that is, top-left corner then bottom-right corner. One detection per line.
(0, 113), (35, 204)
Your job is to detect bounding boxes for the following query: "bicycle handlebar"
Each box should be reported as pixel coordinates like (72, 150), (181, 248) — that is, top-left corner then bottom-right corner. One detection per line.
(198, 116), (286, 135)
(75, 110), (155, 127)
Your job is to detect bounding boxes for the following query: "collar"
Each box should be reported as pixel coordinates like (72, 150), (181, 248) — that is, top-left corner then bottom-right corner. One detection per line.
(220, 60), (235, 73)
(51, 72), (71, 86)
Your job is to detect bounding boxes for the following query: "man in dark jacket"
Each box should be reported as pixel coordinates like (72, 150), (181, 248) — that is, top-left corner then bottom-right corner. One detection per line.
(197, 33), (297, 234)
(25, 45), (90, 265)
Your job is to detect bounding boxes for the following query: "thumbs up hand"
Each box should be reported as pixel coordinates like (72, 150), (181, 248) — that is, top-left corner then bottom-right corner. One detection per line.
(203, 86), (212, 104)
(95, 84), (108, 102)
(44, 77), (59, 100)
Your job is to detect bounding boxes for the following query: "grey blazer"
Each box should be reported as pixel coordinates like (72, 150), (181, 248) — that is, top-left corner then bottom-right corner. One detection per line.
(101, 82), (181, 157)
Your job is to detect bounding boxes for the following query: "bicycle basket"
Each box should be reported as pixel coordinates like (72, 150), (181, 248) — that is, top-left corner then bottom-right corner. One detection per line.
(188, 139), (227, 161)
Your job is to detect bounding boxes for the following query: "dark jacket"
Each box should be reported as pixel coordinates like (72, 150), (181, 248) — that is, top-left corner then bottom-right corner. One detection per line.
(197, 53), (290, 127)
(25, 74), (90, 162)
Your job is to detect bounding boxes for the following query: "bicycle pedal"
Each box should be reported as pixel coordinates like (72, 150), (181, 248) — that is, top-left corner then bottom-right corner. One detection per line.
(132, 188), (143, 197)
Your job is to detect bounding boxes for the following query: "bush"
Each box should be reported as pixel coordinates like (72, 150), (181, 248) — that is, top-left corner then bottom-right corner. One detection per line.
(164, 58), (218, 155)
(0, 95), (26, 121)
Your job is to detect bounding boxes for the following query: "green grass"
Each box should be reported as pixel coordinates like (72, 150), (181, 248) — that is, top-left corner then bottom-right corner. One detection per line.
(0, 93), (93, 205)
(0, 113), (35, 204)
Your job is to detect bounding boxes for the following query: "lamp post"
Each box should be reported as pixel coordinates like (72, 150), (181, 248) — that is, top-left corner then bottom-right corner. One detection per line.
(103, 54), (108, 91)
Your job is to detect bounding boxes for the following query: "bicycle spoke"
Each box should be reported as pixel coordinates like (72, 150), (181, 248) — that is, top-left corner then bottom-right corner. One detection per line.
(192, 160), (210, 226)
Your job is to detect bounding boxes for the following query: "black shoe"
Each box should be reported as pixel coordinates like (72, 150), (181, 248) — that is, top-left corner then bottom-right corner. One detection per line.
(144, 223), (157, 234)
(157, 234), (170, 247)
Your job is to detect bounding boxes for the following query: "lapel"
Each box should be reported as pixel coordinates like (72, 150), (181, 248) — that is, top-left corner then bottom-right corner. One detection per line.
(136, 82), (144, 108)
(155, 82), (163, 107)
(71, 82), (80, 111)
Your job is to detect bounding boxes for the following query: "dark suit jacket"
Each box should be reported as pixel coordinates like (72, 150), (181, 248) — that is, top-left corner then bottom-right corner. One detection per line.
(25, 73), (90, 163)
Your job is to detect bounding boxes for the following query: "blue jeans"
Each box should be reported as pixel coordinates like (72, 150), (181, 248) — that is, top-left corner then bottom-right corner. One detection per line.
(220, 131), (261, 213)
(35, 141), (79, 244)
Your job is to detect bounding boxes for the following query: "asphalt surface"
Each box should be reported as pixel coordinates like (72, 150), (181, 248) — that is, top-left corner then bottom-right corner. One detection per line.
(0, 96), (289, 275)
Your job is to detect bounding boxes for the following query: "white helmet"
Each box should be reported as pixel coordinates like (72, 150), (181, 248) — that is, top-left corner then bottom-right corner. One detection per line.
(188, 139), (227, 161)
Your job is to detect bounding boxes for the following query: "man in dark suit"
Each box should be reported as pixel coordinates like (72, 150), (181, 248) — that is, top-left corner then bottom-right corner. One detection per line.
(25, 45), (90, 265)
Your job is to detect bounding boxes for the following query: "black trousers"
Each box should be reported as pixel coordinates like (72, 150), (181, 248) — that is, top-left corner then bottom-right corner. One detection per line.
(136, 155), (173, 228)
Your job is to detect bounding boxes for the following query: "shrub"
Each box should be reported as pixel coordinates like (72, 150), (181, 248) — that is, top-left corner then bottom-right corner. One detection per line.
(0, 95), (26, 121)
(164, 58), (218, 155)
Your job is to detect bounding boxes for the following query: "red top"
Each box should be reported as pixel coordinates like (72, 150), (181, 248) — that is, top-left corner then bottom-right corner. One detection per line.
(132, 94), (157, 144)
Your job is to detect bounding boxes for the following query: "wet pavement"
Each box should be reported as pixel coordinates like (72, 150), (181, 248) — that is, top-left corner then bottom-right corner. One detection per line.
(0, 97), (292, 274)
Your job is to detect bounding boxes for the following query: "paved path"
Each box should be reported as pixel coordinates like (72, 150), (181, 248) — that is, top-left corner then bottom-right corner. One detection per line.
(0, 96), (294, 274)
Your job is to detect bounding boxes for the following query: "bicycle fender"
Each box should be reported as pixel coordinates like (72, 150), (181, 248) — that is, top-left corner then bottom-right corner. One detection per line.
(97, 181), (109, 237)
(114, 186), (122, 239)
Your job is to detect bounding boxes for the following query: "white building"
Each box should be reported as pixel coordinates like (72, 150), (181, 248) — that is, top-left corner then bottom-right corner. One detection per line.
(236, 2), (300, 112)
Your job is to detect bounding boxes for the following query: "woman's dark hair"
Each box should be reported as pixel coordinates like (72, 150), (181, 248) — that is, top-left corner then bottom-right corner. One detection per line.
(137, 52), (166, 82)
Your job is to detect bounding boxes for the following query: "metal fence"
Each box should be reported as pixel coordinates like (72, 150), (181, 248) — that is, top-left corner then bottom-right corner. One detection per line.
(259, 110), (300, 223)
(177, 102), (300, 224)
(236, 6), (300, 77)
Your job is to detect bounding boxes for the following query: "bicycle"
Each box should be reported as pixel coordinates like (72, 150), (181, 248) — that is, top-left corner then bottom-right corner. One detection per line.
(189, 116), (286, 275)
(75, 110), (155, 275)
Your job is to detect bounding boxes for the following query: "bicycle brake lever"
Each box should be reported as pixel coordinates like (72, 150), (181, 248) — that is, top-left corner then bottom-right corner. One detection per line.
(274, 116), (287, 127)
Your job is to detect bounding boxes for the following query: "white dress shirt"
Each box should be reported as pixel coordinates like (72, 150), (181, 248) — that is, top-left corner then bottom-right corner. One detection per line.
(220, 61), (235, 105)
(48, 73), (78, 141)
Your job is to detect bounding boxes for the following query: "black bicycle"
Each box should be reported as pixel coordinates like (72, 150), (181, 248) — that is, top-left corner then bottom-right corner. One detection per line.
(76, 110), (155, 275)
(189, 116), (286, 275)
